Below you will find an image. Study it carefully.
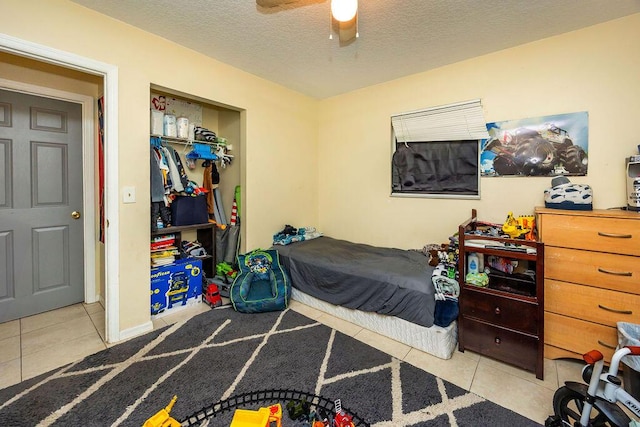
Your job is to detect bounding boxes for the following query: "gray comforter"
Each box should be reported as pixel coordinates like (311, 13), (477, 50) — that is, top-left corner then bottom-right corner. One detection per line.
(275, 236), (436, 327)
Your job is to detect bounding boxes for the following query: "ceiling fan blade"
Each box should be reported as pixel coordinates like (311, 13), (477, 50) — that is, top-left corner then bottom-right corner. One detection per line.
(256, 0), (301, 7)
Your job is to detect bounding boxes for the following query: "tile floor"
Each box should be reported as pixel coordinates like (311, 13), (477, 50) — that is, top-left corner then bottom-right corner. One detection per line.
(0, 300), (586, 425)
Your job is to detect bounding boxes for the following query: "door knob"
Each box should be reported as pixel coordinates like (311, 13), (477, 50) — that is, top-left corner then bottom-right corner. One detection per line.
(71, 211), (81, 219)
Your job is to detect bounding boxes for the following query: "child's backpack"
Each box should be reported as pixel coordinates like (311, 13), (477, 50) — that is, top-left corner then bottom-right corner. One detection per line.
(230, 248), (291, 313)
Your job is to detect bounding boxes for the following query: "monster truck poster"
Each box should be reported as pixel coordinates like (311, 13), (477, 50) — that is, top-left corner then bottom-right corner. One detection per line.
(481, 111), (588, 177)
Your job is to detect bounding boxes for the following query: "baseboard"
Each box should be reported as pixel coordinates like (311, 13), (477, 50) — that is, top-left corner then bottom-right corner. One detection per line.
(118, 321), (154, 342)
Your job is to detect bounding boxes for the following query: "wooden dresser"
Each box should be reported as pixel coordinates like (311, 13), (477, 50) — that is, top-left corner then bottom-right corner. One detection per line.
(536, 207), (640, 362)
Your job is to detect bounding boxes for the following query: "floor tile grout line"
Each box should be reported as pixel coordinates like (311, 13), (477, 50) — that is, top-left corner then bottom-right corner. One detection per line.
(18, 304), (106, 381)
(21, 328), (103, 357)
(468, 356), (480, 392)
(83, 303), (108, 347)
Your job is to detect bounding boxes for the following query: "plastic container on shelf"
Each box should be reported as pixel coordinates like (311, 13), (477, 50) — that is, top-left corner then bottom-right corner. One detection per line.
(163, 114), (177, 137)
(150, 110), (164, 135)
(176, 117), (189, 139)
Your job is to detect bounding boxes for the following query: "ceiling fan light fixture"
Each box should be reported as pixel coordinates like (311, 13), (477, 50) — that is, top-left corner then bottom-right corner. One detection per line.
(331, 0), (358, 22)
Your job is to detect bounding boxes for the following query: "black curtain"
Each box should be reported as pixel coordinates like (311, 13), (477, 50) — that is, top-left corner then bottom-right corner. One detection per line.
(392, 140), (478, 195)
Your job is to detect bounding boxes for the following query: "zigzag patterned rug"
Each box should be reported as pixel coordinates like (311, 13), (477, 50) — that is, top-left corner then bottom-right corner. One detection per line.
(0, 307), (541, 426)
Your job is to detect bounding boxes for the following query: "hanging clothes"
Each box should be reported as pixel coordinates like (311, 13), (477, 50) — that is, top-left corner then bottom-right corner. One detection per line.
(152, 146), (171, 199)
(203, 163), (215, 216)
(150, 144), (171, 231)
(161, 146), (184, 193)
(165, 144), (189, 190)
(150, 147), (165, 204)
(211, 162), (220, 184)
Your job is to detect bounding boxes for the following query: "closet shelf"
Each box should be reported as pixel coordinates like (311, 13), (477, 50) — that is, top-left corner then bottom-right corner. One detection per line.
(150, 134), (228, 149)
(151, 222), (215, 236)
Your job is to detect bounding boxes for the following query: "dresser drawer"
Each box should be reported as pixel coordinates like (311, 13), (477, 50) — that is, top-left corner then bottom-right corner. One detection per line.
(545, 312), (617, 361)
(460, 288), (538, 335)
(545, 247), (640, 294)
(461, 318), (538, 372)
(545, 279), (640, 326)
(538, 213), (640, 256)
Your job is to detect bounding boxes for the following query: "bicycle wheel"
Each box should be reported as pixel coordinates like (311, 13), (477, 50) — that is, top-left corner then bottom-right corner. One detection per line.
(552, 385), (620, 427)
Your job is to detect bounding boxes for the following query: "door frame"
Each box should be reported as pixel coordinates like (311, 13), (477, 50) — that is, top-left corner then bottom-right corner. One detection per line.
(0, 79), (96, 306)
(0, 33), (122, 342)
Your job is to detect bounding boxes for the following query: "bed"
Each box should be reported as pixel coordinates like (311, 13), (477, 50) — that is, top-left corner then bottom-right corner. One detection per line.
(275, 236), (458, 359)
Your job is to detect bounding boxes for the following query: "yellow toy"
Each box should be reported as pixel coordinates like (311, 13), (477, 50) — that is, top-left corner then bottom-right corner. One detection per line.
(502, 212), (535, 239)
(230, 403), (282, 427)
(143, 395), (181, 427)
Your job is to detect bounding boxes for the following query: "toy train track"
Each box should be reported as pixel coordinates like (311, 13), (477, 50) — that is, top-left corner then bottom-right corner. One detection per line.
(181, 389), (369, 426)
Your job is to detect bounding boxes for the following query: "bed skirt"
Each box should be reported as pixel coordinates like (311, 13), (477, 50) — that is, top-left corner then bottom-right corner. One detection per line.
(291, 288), (458, 360)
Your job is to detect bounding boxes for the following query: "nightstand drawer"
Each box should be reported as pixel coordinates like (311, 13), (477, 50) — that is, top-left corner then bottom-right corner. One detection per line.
(539, 214), (640, 256)
(545, 312), (617, 361)
(545, 279), (640, 326)
(461, 318), (538, 372)
(460, 287), (538, 335)
(545, 247), (640, 294)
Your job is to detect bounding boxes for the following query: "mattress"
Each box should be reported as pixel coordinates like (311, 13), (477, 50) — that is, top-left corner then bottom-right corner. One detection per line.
(292, 288), (457, 360)
(275, 236), (436, 327)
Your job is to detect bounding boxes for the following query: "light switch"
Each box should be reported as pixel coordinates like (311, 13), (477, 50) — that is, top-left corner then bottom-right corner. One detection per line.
(122, 186), (136, 203)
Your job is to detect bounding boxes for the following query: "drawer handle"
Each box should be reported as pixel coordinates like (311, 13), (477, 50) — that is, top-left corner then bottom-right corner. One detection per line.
(495, 337), (501, 345)
(598, 231), (632, 239)
(597, 267), (633, 277)
(598, 304), (633, 315)
(494, 307), (501, 315)
(598, 340), (617, 350)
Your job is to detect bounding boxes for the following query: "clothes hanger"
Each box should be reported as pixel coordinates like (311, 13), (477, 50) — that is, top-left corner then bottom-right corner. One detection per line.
(186, 142), (218, 160)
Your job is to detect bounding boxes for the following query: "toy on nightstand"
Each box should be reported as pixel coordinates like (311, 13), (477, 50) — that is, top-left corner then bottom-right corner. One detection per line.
(502, 212), (535, 240)
(143, 395), (181, 427)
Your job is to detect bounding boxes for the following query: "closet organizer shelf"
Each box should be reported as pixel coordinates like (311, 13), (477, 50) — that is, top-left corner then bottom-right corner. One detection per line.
(151, 223), (216, 278)
(151, 134), (226, 148)
(457, 209), (545, 380)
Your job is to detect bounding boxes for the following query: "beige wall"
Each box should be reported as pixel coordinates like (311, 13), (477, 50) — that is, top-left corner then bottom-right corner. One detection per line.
(1, 0), (319, 334)
(317, 13), (640, 250)
(3, 0), (638, 338)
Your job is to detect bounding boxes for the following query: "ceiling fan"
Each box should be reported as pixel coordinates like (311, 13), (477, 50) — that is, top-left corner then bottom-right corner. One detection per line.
(256, 0), (359, 43)
(256, 0), (322, 8)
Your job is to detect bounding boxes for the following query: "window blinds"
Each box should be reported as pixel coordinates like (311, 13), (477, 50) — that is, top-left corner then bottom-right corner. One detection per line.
(391, 99), (489, 143)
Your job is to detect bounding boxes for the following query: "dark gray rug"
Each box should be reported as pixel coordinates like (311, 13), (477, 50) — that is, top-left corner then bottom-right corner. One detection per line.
(0, 306), (542, 426)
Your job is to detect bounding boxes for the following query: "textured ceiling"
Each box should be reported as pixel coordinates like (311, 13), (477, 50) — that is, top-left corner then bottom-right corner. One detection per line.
(70, 0), (640, 99)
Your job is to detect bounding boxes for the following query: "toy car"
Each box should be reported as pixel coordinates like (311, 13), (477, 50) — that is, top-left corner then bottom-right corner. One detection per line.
(202, 281), (222, 308)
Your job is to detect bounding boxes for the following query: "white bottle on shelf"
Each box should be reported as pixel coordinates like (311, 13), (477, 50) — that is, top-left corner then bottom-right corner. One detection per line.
(467, 252), (480, 274)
